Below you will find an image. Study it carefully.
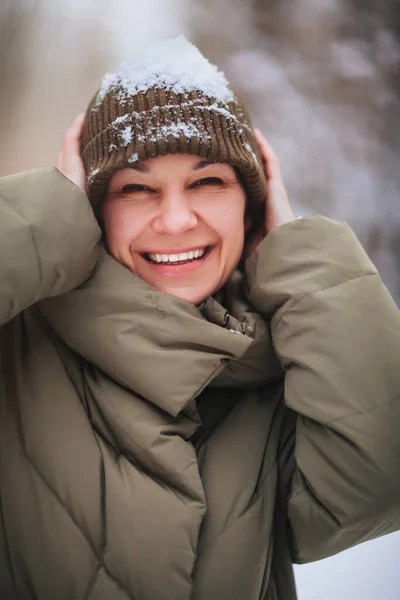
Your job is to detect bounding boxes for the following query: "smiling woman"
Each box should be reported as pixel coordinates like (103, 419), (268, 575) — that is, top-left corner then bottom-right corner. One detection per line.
(102, 154), (248, 303)
(1, 35), (400, 600)
(75, 35), (271, 304)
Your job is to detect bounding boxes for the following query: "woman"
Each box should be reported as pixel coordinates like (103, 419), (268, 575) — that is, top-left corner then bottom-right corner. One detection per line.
(1, 36), (399, 600)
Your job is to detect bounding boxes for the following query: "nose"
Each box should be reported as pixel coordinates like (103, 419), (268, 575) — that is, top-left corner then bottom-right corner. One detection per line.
(152, 192), (198, 235)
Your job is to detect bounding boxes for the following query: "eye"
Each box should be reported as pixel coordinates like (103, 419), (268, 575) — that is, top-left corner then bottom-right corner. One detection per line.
(120, 184), (151, 194)
(191, 177), (224, 188)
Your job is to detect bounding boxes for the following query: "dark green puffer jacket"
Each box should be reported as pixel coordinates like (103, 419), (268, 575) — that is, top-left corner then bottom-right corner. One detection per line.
(0, 168), (399, 600)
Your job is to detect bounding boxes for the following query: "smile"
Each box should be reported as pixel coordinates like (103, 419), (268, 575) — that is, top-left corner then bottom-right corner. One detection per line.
(143, 246), (211, 265)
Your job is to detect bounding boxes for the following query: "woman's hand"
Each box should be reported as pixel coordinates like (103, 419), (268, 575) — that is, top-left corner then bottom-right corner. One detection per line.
(254, 128), (295, 232)
(245, 129), (295, 258)
(56, 113), (87, 192)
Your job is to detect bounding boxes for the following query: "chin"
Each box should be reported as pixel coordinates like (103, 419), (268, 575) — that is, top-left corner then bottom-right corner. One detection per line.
(162, 285), (217, 305)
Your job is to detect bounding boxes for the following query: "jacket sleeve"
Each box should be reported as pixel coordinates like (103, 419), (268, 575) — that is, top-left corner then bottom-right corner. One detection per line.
(0, 167), (101, 326)
(245, 215), (400, 563)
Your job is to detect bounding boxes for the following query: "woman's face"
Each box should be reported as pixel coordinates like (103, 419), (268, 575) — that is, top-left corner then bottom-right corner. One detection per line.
(102, 153), (249, 304)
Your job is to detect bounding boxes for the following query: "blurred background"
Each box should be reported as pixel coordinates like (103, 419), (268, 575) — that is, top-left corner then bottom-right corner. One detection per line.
(0, 0), (399, 597)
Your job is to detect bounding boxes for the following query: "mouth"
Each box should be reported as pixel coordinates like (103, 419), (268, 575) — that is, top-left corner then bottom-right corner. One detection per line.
(142, 246), (212, 266)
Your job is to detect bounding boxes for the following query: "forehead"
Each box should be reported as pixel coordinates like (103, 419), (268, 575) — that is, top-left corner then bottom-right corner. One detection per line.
(109, 154), (237, 181)
(133, 153), (233, 171)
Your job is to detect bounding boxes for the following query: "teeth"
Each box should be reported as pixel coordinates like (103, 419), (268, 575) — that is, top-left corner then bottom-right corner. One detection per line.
(148, 248), (206, 263)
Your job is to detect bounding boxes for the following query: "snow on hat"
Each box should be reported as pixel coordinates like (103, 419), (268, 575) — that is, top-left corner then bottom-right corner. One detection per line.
(80, 36), (266, 223)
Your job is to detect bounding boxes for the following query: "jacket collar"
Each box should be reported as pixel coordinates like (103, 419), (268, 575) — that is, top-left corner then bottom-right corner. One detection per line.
(39, 249), (282, 417)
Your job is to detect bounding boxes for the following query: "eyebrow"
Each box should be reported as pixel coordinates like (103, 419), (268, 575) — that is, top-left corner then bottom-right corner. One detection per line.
(128, 162), (151, 173)
(127, 158), (225, 174)
(192, 159), (222, 171)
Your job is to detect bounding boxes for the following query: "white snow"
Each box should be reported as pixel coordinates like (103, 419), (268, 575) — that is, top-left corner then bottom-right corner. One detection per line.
(121, 126), (133, 146)
(116, 118), (211, 146)
(96, 35), (234, 105)
(244, 142), (257, 163)
(156, 121), (209, 141)
(88, 167), (99, 181)
(110, 100), (251, 132)
(107, 96), (251, 149)
(128, 152), (139, 163)
(114, 114), (130, 125)
(97, 37), (254, 153)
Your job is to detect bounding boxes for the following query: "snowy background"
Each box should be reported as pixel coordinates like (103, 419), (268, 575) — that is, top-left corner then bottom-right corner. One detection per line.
(0, 0), (399, 598)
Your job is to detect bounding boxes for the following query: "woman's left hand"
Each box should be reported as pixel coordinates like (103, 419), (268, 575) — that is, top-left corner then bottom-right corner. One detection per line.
(254, 128), (295, 233)
(244, 129), (295, 259)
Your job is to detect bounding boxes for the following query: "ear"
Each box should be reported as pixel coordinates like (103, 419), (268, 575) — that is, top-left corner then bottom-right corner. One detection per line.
(244, 215), (253, 232)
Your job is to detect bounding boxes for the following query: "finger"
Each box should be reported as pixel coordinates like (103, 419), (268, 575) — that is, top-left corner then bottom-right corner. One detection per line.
(61, 114), (86, 175)
(70, 111), (86, 131)
(254, 128), (283, 181)
(268, 179), (294, 213)
(253, 129), (296, 230)
(254, 128), (279, 161)
(56, 151), (63, 171)
(65, 112), (86, 139)
(61, 113), (85, 155)
(267, 179), (295, 229)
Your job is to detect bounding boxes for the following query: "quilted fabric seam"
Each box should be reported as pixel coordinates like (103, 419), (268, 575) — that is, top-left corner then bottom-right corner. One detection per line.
(84, 564), (102, 600)
(271, 271), (378, 334)
(23, 450), (100, 558)
(24, 452), (136, 600)
(93, 424), (195, 509)
(0, 197), (43, 304)
(0, 493), (21, 599)
(327, 391), (400, 426)
(85, 565), (136, 600)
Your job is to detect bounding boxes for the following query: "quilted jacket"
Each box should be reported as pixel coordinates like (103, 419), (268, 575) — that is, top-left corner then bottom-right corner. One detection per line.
(0, 167), (399, 600)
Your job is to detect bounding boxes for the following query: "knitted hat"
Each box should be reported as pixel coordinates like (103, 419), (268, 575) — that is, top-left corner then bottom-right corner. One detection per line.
(80, 36), (266, 225)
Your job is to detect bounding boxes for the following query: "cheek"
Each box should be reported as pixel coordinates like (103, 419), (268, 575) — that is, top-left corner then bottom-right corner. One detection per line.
(102, 204), (142, 256)
(203, 199), (246, 246)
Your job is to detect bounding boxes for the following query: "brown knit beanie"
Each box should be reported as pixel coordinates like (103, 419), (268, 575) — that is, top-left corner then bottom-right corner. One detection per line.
(80, 36), (266, 226)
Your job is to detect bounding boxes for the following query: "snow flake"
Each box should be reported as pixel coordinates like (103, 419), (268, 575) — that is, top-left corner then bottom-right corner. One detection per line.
(128, 152), (139, 163)
(244, 142), (257, 163)
(113, 114), (129, 125)
(120, 126), (133, 146)
(89, 167), (99, 181)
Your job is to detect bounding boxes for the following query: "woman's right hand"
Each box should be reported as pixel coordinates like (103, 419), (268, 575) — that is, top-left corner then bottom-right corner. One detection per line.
(56, 112), (87, 192)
